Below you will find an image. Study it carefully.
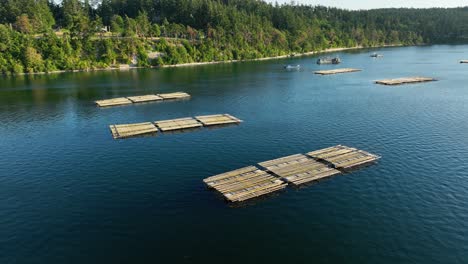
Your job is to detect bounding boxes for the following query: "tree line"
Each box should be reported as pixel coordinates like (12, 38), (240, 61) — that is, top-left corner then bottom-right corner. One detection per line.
(0, 0), (468, 74)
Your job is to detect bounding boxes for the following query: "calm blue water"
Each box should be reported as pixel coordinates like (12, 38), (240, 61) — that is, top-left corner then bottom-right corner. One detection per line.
(1, 45), (468, 263)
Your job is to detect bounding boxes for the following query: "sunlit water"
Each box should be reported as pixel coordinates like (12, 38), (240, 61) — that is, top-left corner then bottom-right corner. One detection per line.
(1, 45), (468, 263)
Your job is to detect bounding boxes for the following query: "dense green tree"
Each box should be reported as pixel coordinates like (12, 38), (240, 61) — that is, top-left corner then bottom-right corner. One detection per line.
(135, 11), (151, 37)
(23, 46), (44, 72)
(14, 14), (32, 34)
(1, 0), (468, 74)
(150, 24), (161, 37)
(0, 0), (54, 32)
(110, 15), (124, 35)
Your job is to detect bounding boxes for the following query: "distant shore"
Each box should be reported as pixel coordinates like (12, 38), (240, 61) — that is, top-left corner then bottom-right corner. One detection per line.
(9, 44), (404, 76)
(160, 44), (404, 68)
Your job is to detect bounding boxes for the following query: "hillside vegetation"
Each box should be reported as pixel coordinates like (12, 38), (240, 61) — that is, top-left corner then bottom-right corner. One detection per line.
(1, 0), (468, 74)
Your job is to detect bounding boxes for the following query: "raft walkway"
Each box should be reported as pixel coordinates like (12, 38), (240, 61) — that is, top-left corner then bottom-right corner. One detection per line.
(314, 68), (362, 75)
(259, 154), (341, 186)
(203, 166), (288, 202)
(110, 122), (159, 139)
(204, 145), (380, 202)
(155, 117), (202, 132)
(109, 114), (242, 139)
(307, 145), (380, 170)
(375, 77), (435, 85)
(95, 92), (190, 107)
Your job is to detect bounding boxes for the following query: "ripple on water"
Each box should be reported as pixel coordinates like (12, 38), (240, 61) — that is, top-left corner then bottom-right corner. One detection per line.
(1, 45), (468, 263)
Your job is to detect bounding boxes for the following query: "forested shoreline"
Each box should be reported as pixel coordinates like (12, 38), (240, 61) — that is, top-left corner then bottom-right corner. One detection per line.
(1, 0), (468, 75)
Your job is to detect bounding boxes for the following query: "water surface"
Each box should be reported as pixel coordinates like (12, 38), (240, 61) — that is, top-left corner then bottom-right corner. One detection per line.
(1, 45), (468, 263)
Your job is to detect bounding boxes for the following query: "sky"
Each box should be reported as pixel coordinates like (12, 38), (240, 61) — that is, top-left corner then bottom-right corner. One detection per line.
(266, 0), (468, 10)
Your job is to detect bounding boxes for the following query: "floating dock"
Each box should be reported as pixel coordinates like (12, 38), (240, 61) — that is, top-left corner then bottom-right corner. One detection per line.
(461, 60), (468, 64)
(203, 166), (288, 202)
(196, 114), (243, 126)
(158, 92), (191, 100)
(109, 122), (158, 139)
(95, 92), (190, 107)
(95, 97), (132, 107)
(308, 145), (380, 170)
(127, 94), (163, 103)
(375, 77), (435, 85)
(314, 68), (362, 75)
(258, 154), (341, 186)
(110, 114), (242, 139)
(155, 117), (202, 132)
(204, 145), (380, 203)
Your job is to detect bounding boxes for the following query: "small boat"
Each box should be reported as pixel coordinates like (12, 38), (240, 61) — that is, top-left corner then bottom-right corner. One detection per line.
(316, 57), (341, 64)
(284, 64), (301, 70)
(370, 53), (383, 58)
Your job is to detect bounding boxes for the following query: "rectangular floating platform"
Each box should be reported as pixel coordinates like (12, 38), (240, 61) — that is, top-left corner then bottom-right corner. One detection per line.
(460, 60), (468, 64)
(375, 77), (435, 85)
(196, 114), (243, 126)
(127, 94), (163, 103)
(109, 122), (158, 139)
(155, 117), (202, 132)
(109, 114), (242, 139)
(95, 97), (133, 107)
(258, 154), (341, 186)
(308, 145), (380, 170)
(158, 92), (191, 100)
(205, 145), (380, 203)
(314, 68), (362, 75)
(203, 166), (287, 202)
(96, 92), (190, 107)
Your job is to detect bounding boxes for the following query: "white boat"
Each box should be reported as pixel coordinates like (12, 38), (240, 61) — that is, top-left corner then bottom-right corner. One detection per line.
(317, 57), (341, 64)
(284, 64), (301, 69)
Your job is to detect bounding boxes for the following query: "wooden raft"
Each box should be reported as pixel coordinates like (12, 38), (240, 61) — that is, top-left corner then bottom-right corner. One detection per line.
(127, 94), (163, 103)
(460, 60), (468, 64)
(95, 92), (190, 107)
(158, 92), (191, 100)
(314, 68), (362, 75)
(95, 97), (132, 107)
(375, 77), (435, 85)
(109, 122), (158, 139)
(258, 154), (341, 186)
(308, 145), (380, 170)
(203, 166), (287, 202)
(155, 117), (202, 132)
(204, 146), (380, 203)
(109, 114), (242, 139)
(196, 114), (243, 126)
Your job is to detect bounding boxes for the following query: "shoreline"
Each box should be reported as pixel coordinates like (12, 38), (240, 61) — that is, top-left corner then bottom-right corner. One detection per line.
(6, 44), (405, 76)
(160, 44), (405, 68)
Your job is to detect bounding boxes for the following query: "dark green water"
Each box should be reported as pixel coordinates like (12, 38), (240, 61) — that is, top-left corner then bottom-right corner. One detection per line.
(1, 45), (468, 263)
